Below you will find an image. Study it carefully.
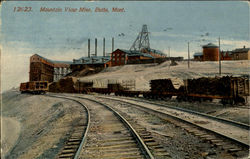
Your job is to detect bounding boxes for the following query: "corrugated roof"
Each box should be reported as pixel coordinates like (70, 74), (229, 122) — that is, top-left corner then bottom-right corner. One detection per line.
(33, 54), (54, 64)
(73, 56), (111, 64)
(149, 49), (166, 56)
(232, 47), (250, 53)
(52, 60), (73, 64)
(202, 43), (218, 48)
(33, 54), (73, 65)
(119, 49), (154, 58)
(193, 52), (203, 56)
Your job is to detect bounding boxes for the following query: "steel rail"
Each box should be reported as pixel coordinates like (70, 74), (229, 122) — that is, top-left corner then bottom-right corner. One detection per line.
(68, 95), (155, 159)
(45, 94), (90, 159)
(107, 95), (250, 130)
(96, 95), (250, 148)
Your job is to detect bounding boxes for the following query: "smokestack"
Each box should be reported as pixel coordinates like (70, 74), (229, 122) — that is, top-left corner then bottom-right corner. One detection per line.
(95, 38), (97, 57)
(103, 38), (105, 57)
(88, 39), (90, 58)
(112, 37), (114, 53)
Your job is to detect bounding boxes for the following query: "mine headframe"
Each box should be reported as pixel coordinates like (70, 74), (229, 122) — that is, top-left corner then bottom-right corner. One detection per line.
(130, 24), (150, 52)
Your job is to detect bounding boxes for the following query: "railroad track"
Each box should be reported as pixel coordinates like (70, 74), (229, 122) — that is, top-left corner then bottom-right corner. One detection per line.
(46, 95), (90, 159)
(91, 95), (249, 150)
(48, 94), (157, 159)
(115, 95), (250, 130)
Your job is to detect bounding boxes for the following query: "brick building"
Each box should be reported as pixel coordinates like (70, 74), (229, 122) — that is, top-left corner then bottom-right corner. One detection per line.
(29, 54), (72, 82)
(202, 43), (219, 61)
(221, 51), (233, 60)
(111, 49), (154, 66)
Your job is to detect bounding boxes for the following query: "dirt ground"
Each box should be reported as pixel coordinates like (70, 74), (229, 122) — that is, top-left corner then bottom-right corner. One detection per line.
(146, 98), (250, 125)
(1, 117), (21, 157)
(1, 90), (86, 159)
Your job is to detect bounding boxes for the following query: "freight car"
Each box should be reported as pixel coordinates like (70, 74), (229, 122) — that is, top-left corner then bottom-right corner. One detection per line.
(79, 76), (249, 105)
(20, 81), (48, 94)
(178, 76), (249, 105)
(145, 76), (249, 105)
(142, 79), (180, 99)
(93, 84), (129, 95)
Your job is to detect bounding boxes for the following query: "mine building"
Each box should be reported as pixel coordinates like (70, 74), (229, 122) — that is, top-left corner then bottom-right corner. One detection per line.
(29, 54), (72, 83)
(220, 51), (233, 60)
(110, 24), (167, 66)
(71, 56), (111, 70)
(231, 46), (250, 60)
(193, 52), (203, 61)
(53, 61), (72, 82)
(111, 49), (153, 66)
(202, 43), (219, 61)
(111, 49), (168, 66)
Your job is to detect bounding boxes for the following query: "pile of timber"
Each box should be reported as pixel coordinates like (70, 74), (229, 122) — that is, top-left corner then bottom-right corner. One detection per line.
(185, 76), (240, 96)
(49, 77), (76, 93)
(231, 77), (249, 96)
(108, 83), (126, 92)
(76, 81), (94, 93)
(186, 76), (231, 96)
(150, 79), (177, 92)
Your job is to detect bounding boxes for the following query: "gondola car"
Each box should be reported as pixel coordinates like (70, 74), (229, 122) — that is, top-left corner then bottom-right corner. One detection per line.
(20, 81), (48, 94)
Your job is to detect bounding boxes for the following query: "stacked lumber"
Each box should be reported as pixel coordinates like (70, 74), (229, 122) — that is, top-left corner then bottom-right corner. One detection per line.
(150, 79), (177, 92)
(231, 77), (249, 96)
(78, 81), (93, 88)
(49, 77), (76, 93)
(186, 76), (232, 96)
(108, 84), (126, 92)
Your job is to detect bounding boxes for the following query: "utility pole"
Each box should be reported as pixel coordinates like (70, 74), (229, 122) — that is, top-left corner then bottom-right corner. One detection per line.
(188, 42), (190, 68)
(103, 38), (105, 57)
(168, 47), (170, 58)
(219, 37), (221, 75)
(112, 37), (114, 53)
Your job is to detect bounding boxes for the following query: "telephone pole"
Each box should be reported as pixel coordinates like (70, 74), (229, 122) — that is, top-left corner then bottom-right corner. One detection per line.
(168, 47), (170, 58)
(219, 37), (221, 75)
(188, 42), (190, 68)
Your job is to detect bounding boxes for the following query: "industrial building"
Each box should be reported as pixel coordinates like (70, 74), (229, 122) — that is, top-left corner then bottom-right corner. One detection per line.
(111, 49), (167, 66)
(72, 25), (168, 69)
(194, 45), (249, 61)
(53, 61), (72, 82)
(71, 37), (112, 70)
(29, 54), (72, 83)
(72, 56), (111, 69)
(111, 25), (167, 66)
(111, 49), (153, 66)
(231, 46), (250, 60)
(220, 51), (232, 60)
(193, 52), (203, 61)
(202, 43), (219, 61)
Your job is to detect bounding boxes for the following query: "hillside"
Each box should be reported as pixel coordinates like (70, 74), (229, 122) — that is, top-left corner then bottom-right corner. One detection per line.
(78, 60), (249, 90)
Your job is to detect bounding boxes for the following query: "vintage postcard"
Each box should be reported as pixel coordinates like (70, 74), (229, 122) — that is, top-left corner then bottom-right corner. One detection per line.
(1, 1), (249, 159)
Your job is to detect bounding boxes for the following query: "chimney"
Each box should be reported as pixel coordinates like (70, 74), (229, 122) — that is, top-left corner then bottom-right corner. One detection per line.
(112, 37), (114, 53)
(88, 39), (90, 58)
(103, 38), (105, 57)
(95, 38), (97, 57)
